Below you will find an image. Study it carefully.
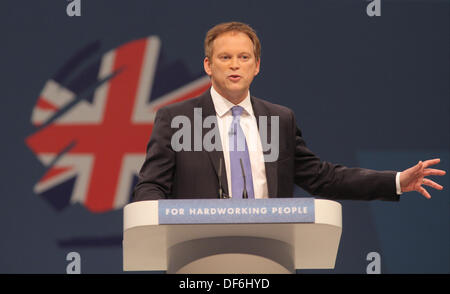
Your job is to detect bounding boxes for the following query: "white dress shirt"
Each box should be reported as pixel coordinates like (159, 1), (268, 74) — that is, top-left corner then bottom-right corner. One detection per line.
(210, 86), (269, 198)
(209, 86), (402, 197)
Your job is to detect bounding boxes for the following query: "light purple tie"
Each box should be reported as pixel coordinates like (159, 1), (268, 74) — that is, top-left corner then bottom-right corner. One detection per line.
(229, 106), (254, 199)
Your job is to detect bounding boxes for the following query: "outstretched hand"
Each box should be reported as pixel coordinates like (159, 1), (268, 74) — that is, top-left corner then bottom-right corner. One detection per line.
(400, 158), (446, 199)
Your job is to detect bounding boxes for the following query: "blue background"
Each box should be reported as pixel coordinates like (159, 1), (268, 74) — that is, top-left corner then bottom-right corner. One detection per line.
(0, 0), (448, 273)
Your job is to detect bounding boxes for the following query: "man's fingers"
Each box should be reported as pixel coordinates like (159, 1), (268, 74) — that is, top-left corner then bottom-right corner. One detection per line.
(423, 168), (446, 176)
(422, 178), (444, 190)
(411, 161), (423, 173)
(405, 158), (444, 199)
(418, 186), (432, 199)
(423, 158), (441, 168)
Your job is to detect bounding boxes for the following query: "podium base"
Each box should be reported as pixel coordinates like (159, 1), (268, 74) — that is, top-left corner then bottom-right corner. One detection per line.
(167, 236), (295, 274)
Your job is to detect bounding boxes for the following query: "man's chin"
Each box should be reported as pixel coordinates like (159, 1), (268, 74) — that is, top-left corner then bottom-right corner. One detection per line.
(226, 84), (249, 94)
(212, 82), (249, 100)
(226, 88), (248, 98)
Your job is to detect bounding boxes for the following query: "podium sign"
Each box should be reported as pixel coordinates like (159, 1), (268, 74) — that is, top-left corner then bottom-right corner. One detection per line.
(159, 198), (315, 224)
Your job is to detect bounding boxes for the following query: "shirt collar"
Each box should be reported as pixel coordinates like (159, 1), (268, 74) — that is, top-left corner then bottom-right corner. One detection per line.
(210, 86), (254, 118)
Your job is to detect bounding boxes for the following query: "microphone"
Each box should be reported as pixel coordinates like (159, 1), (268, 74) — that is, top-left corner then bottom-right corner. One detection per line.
(239, 158), (248, 199)
(218, 158), (229, 199)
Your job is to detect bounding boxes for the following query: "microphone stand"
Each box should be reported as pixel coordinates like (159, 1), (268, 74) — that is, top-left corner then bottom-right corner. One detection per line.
(240, 158), (248, 199)
(218, 158), (229, 199)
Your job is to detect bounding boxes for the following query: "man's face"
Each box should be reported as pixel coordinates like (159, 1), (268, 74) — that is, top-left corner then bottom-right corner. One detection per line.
(204, 31), (260, 103)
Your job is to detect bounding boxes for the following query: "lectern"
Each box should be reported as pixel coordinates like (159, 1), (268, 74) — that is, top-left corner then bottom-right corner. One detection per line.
(123, 198), (342, 274)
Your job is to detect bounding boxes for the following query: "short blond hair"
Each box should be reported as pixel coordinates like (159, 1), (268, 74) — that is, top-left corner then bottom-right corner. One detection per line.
(204, 22), (261, 61)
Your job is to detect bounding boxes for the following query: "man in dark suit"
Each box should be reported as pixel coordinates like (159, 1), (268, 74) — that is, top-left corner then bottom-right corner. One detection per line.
(133, 22), (445, 202)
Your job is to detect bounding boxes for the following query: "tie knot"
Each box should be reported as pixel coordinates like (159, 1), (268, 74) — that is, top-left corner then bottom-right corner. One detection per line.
(231, 105), (244, 118)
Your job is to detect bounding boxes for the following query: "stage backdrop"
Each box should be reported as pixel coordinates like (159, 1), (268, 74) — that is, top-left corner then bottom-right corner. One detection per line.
(0, 0), (448, 273)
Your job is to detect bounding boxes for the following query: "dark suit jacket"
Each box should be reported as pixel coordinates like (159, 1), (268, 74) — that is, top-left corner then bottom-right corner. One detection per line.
(133, 90), (400, 202)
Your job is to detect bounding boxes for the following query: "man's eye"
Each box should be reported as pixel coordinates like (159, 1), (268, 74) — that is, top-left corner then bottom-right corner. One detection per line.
(220, 56), (230, 60)
(241, 55), (250, 60)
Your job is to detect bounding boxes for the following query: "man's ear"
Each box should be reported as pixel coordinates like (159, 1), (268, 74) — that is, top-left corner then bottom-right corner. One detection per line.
(204, 57), (212, 76)
(254, 58), (261, 76)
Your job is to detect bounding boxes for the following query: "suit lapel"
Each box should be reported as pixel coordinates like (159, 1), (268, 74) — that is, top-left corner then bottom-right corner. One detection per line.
(198, 91), (229, 197)
(251, 97), (278, 198)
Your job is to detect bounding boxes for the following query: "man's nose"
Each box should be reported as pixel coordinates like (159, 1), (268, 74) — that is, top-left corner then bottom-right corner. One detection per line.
(230, 57), (240, 70)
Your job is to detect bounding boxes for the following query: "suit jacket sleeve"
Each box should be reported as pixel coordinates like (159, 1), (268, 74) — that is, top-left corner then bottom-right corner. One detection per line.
(132, 107), (175, 201)
(290, 110), (400, 201)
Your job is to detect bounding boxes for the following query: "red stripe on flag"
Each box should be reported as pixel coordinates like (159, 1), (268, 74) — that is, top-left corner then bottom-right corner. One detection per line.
(153, 82), (211, 112)
(84, 38), (148, 212)
(40, 166), (72, 183)
(37, 96), (59, 111)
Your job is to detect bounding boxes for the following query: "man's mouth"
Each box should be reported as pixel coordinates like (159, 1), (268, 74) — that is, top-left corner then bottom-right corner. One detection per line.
(228, 74), (241, 82)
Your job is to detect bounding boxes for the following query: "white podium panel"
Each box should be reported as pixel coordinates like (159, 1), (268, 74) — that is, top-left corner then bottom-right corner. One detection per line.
(123, 199), (342, 274)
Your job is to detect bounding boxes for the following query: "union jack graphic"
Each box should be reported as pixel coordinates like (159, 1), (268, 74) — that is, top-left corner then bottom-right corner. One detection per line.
(25, 36), (211, 213)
